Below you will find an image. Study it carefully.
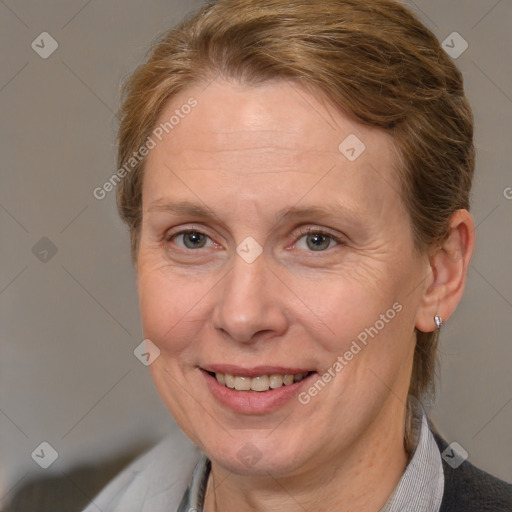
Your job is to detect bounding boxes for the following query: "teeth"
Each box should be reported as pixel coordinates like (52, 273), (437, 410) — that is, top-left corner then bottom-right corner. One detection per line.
(269, 374), (283, 389)
(213, 371), (309, 392)
(224, 374), (235, 389)
(251, 375), (270, 391)
(283, 374), (294, 385)
(234, 376), (251, 391)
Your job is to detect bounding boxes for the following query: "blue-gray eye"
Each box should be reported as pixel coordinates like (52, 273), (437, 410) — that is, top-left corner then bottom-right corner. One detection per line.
(174, 231), (210, 249)
(296, 231), (339, 251)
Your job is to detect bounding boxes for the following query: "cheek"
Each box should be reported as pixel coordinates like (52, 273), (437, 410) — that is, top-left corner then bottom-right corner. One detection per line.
(307, 261), (416, 380)
(137, 266), (209, 357)
(306, 270), (397, 344)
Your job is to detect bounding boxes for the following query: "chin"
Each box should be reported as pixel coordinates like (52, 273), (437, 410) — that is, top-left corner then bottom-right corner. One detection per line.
(215, 448), (300, 477)
(199, 430), (309, 477)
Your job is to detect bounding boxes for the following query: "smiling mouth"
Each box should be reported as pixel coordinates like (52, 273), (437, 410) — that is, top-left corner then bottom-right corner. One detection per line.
(206, 371), (314, 392)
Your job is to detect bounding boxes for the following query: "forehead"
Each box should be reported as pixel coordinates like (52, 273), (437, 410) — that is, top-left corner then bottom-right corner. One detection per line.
(142, 79), (402, 220)
(151, 78), (393, 155)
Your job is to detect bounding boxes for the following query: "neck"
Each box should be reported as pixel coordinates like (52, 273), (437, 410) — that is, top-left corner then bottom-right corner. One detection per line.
(203, 400), (409, 512)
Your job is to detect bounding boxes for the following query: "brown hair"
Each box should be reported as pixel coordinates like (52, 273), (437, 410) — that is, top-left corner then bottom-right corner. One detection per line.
(116, 0), (474, 409)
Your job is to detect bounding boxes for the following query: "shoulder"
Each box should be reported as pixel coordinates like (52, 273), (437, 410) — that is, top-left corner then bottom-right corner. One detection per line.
(431, 430), (512, 512)
(82, 428), (201, 512)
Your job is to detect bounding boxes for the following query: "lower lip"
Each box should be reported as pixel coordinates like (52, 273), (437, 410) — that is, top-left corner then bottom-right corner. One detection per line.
(201, 369), (317, 414)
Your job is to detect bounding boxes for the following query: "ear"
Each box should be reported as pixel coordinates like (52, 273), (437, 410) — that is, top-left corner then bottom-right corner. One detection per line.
(415, 209), (475, 332)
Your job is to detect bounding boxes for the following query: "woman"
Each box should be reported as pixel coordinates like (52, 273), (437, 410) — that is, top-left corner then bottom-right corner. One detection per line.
(84, 0), (512, 510)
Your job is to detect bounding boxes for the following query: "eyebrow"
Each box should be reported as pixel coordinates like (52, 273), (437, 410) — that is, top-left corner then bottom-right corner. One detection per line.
(147, 199), (363, 227)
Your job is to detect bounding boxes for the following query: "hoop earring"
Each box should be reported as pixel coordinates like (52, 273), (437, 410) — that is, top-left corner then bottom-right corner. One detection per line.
(434, 315), (443, 330)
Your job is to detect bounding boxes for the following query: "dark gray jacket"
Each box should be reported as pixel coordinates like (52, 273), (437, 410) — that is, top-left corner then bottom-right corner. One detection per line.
(434, 432), (512, 512)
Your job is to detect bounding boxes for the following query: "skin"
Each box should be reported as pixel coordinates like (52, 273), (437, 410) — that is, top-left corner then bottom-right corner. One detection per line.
(136, 78), (474, 512)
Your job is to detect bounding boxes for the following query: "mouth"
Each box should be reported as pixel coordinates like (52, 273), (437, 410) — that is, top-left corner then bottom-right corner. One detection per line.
(200, 366), (318, 414)
(205, 370), (314, 392)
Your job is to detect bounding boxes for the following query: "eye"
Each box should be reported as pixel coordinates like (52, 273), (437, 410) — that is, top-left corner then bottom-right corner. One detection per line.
(295, 228), (342, 252)
(164, 227), (342, 253)
(166, 230), (214, 250)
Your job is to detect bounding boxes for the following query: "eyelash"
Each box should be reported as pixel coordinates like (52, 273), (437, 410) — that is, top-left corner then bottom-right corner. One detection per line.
(164, 226), (344, 252)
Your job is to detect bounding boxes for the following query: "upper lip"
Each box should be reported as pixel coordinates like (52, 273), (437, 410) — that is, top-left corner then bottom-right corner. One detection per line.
(201, 364), (315, 378)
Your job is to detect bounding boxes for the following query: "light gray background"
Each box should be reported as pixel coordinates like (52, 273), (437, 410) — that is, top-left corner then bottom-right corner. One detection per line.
(1, 0), (511, 507)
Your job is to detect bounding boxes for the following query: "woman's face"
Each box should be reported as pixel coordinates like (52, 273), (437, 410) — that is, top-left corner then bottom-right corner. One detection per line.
(137, 79), (430, 477)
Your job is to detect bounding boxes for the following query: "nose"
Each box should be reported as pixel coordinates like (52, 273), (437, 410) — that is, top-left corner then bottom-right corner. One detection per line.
(212, 249), (289, 344)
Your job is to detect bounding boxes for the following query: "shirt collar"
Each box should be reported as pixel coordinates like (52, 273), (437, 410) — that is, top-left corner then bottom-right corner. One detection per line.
(178, 395), (444, 512)
(379, 395), (444, 512)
